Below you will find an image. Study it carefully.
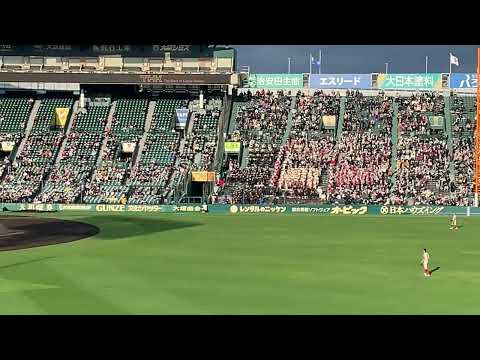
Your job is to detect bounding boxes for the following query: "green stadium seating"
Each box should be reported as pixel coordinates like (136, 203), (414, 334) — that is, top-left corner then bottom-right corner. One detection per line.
(73, 105), (110, 132)
(0, 97), (33, 133)
(150, 99), (185, 132)
(31, 97), (74, 133)
(112, 98), (148, 134)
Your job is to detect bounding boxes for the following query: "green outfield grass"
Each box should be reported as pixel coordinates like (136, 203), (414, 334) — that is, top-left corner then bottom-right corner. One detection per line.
(0, 212), (479, 314)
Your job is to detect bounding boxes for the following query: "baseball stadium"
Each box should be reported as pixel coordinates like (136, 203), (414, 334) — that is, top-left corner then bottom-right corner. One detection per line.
(0, 44), (479, 314)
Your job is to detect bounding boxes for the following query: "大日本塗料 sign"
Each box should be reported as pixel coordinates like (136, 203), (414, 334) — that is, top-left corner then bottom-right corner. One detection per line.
(376, 73), (443, 90)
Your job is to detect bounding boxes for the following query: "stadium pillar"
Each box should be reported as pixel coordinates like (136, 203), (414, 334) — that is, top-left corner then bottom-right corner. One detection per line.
(199, 90), (204, 109)
(80, 89), (85, 109)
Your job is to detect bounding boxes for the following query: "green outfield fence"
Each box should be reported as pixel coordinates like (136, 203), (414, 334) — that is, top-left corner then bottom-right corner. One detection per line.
(1, 203), (480, 216)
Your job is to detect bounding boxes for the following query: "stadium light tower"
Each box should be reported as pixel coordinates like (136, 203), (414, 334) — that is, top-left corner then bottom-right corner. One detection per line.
(475, 48), (480, 207)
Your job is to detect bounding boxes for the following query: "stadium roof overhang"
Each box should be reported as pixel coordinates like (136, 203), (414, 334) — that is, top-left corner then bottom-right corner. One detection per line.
(0, 71), (239, 86)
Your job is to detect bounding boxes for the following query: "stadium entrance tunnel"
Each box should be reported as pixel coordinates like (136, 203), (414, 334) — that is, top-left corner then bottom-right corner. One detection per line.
(0, 216), (99, 251)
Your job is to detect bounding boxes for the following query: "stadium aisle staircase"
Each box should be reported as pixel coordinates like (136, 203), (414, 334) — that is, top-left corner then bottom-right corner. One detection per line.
(390, 101), (399, 188)
(144, 100), (156, 133)
(240, 145), (249, 169)
(336, 96), (346, 142)
(280, 96), (297, 147)
(222, 94), (233, 135)
(228, 101), (241, 134)
(132, 99), (155, 167)
(13, 100), (40, 163)
(443, 95), (455, 179)
(96, 101), (117, 167)
(186, 110), (195, 134)
(132, 133), (148, 167)
(214, 96), (230, 171)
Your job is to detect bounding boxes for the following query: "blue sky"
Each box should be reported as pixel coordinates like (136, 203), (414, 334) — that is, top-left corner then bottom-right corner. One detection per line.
(234, 45), (479, 74)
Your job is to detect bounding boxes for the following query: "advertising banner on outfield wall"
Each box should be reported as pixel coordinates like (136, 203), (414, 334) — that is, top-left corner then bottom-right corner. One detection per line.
(248, 74), (304, 89)
(309, 74), (371, 89)
(376, 73), (443, 90)
(449, 73), (477, 89)
(377, 205), (467, 216)
(227, 204), (369, 214)
(0, 203), (475, 215)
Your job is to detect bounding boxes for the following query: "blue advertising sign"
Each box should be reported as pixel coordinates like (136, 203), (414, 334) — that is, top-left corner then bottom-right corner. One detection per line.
(309, 74), (371, 89)
(449, 73), (477, 89)
(175, 108), (189, 128)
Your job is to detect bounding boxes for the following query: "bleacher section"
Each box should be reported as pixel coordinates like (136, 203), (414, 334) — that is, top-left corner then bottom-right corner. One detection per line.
(450, 94), (476, 206)
(221, 91), (291, 204)
(0, 96), (75, 202)
(269, 91), (340, 204)
(112, 98), (148, 134)
(327, 92), (393, 205)
(73, 105), (110, 132)
(31, 97), (74, 133)
(82, 98), (148, 204)
(392, 93), (450, 205)
(0, 89), (477, 206)
(36, 102), (109, 203)
(0, 97), (33, 132)
(150, 99), (186, 132)
(125, 97), (186, 204)
(140, 132), (179, 165)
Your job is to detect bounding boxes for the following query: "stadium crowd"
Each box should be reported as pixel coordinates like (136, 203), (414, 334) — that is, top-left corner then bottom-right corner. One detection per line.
(392, 135), (451, 205)
(0, 91), (476, 206)
(327, 93), (393, 205)
(391, 92), (453, 205)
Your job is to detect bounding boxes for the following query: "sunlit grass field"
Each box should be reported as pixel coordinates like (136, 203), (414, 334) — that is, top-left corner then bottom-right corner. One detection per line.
(0, 212), (478, 314)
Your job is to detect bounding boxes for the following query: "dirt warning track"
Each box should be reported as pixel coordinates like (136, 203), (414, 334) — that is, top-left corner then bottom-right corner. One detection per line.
(0, 216), (99, 251)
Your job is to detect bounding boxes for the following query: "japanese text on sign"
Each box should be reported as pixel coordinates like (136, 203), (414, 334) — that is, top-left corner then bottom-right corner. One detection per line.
(380, 206), (445, 215)
(377, 73), (442, 89)
(449, 73), (478, 89)
(309, 74), (371, 89)
(229, 205), (287, 214)
(291, 207), (331, 213)
(248, 74), (303, 89)
(330, 206), (368, 215)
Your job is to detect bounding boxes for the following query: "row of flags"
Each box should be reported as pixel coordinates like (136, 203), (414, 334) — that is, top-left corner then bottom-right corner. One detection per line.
(450, 53), (459, 66)
(307, 52), (461, 73)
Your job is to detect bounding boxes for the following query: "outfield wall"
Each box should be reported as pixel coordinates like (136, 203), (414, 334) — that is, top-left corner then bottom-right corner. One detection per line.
(2, 203), (480, 216)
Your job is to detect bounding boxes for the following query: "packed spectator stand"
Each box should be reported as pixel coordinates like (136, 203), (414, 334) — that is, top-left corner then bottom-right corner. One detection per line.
(391, 92), (451, 205)
(328, 91), (393, 205)
(0, 88), (477, 207)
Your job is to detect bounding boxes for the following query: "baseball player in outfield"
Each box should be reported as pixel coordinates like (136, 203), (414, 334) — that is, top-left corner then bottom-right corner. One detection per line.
(421, 248), (431, 277)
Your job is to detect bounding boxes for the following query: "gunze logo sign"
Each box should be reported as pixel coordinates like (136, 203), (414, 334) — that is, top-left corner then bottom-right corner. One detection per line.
(449, 73), (477, 89)
(309, 74), (371, 89)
